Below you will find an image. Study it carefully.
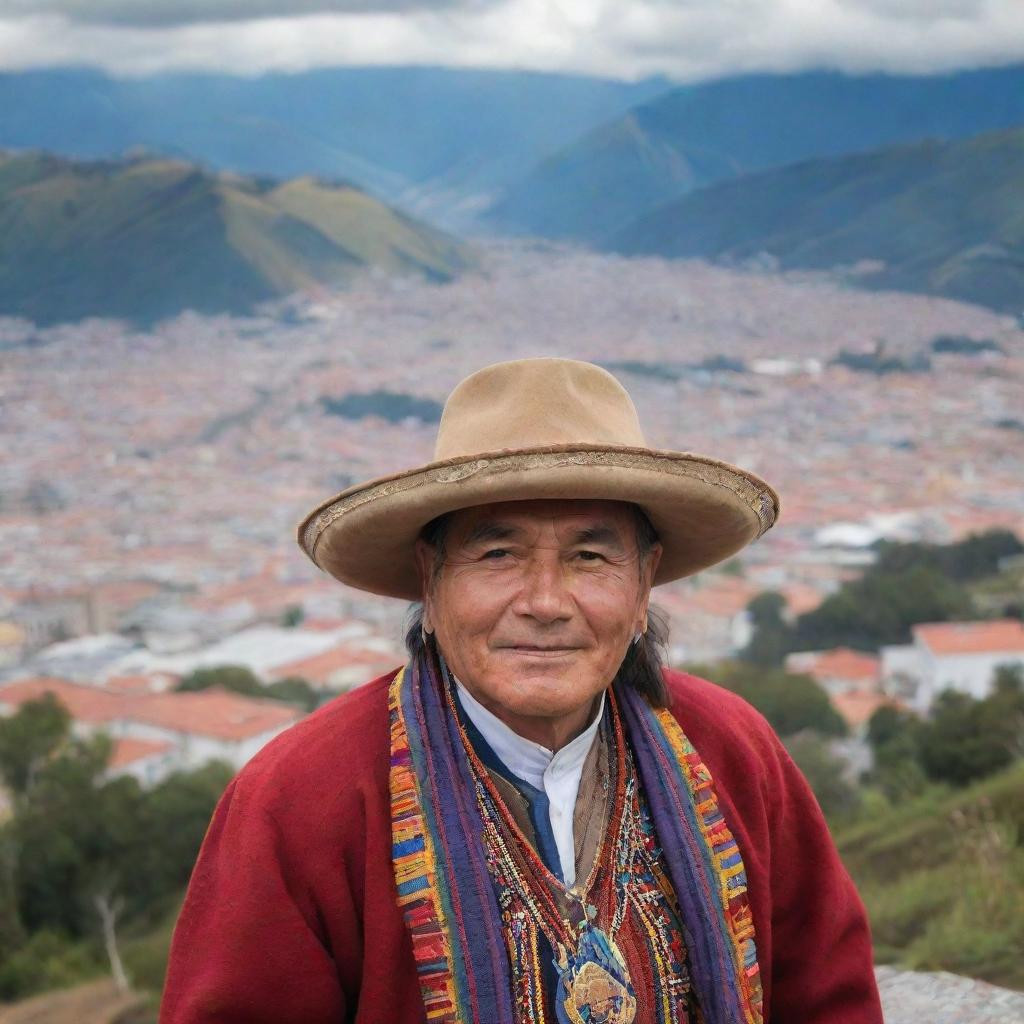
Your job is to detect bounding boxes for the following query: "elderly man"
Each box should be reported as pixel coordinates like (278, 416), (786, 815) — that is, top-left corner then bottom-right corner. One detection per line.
(162, 359), (883, 1023)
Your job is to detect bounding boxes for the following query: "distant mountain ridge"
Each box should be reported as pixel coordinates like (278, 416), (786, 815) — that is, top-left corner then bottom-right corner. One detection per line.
(0, 150), (473, 325)
(0, 67), (668, 228)
(609, 126), (1024, 314)
(488, 65), (1024, 241)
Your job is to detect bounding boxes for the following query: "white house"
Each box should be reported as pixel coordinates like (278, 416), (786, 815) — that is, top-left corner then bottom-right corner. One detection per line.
(785, 647), (881, 697)
(881, 619), (1024, 713)
(107, 737), (179, 787)
(655, 578), (759, 665)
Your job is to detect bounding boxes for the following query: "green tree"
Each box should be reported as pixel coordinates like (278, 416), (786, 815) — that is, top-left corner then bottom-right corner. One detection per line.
(794, 564), (972, 651)
(130, 761), (233, 913)
(873, 529), (1022, 582)
(10, 733), (126, 936)
(0, 929), (99, 1000)
(0, 693), (72, 795)
(280, 605), (305, 628)
(740, 591), (793, 668)
(701, 661), (847, 738)
(866, 704), (919, 751)
(176, 665), (263, 697)
(779, 529), (1023, 655)
(919, 690), (1016, 787)
(785, 733), (861, 823)
(6, 738), (230, 996)
(265, 677), (321, 712)
(992, 662), (1024, 696)
(177, 664), (321, 711)
(982, 665), (1024, 763)
(0, 834), (25, 967)
(865, 723), (929, 803)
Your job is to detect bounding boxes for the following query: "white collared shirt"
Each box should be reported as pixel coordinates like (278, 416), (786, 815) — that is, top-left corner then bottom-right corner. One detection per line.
(454, 678), (605, 888)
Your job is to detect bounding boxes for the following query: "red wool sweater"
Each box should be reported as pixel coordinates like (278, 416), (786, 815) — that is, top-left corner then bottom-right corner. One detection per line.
(161, 668), (883, 1023)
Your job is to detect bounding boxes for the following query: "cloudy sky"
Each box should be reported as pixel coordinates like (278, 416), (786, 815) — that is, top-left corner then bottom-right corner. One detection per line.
(1, 0), (1023, 80)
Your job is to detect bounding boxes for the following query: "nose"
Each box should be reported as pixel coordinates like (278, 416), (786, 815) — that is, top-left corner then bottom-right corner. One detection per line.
(511, 552), (574, 624)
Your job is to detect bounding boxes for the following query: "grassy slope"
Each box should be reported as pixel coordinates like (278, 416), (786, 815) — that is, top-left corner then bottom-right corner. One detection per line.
(0, 979), (146, 1024)
(0, 152), (474, 325)
(611, 127), (1024, 313)
(268, 178), (472, 280)
(0, 899), (176, 1023)
(2, 766), (1022, 1012)
(836, 761), (1024, 987)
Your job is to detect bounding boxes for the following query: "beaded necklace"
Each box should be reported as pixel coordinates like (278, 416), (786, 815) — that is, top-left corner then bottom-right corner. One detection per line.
(389, 653), (762, 1024)
(442, 665), (686, 1024)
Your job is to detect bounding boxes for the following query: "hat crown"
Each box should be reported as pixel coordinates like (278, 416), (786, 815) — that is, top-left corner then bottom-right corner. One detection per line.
(434, 358), (647, 459)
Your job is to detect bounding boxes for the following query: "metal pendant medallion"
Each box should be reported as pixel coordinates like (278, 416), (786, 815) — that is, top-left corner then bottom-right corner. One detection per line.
(554, 924), (636, 1024)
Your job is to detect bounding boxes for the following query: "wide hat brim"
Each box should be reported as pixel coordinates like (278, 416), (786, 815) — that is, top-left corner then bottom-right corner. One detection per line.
(297, 442), (779, 600)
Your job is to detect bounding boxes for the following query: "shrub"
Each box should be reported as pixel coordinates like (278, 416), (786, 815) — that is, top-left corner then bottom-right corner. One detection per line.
(0, 929), (100, 1000)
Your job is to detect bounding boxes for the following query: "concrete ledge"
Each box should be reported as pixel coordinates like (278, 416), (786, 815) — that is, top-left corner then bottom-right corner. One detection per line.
(877, 966), (1024, 1023)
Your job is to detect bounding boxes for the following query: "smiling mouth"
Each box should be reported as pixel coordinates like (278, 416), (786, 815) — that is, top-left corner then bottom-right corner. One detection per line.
(500, 645), (580, 655)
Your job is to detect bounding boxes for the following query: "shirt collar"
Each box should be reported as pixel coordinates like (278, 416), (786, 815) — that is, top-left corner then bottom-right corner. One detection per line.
(453, 676), (605, 792)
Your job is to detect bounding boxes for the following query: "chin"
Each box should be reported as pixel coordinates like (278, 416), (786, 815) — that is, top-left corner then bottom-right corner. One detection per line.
(505, 680), (595, 718)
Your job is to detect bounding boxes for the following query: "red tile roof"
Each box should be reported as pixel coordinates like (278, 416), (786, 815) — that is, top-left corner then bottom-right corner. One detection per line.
(0, 678), (124, 724)
(300, 617), (356, 632)
(0, 678), (300, 741)
(781, 583), (826, 617)
(116, 688), (302, 741)
(104, 673), (177, 694)
(268, 645), (399, 685)
(831, 689), (903, 729)
(658, 578), (759, 619)
(789, 647), (881, 684)
(914, 620), (1024, 656)
(109, 737), (174, 768)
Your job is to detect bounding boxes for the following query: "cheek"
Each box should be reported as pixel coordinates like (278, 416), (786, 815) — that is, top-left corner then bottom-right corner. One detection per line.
(583, 582), (642, 632)
(432, 578), (505, 646)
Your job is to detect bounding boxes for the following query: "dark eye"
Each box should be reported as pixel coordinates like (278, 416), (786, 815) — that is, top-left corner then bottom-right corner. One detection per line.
(482, 548), (509, 560)
(576, 550), (604, 561)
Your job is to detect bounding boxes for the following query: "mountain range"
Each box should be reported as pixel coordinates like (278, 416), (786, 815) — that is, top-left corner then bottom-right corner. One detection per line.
(0, 151), (473, 325)
(3, 64), (1024, 323)
(487, 65), (1024, 242)
(0, 67), (666, 228)
(610, 126), (1024, 314)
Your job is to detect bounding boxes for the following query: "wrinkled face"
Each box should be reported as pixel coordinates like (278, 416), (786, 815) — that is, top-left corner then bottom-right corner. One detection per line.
(416, 499), (661, 746)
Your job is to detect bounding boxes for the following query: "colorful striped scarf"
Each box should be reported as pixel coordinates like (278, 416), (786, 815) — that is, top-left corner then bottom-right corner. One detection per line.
(389, 649), (763, 1024)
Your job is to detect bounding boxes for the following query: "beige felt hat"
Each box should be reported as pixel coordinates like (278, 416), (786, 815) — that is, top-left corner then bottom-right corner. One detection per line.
(297, 358), (780, 599)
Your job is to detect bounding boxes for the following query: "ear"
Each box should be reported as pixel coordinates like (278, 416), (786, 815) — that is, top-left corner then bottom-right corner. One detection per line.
(413, 538), (436, 631)
(635, 543), (663, 634)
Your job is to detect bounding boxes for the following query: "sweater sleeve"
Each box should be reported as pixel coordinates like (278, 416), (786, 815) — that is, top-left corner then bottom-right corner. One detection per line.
(159, 775), (348, 1024)
(761, 728), (883, 1024)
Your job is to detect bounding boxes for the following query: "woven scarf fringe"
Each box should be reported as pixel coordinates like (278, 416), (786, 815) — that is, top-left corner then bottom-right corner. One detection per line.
(389, 653), (763, 1024)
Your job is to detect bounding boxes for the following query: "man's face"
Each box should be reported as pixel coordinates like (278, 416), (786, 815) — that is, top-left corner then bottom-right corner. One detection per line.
(416, 499), (661, 747)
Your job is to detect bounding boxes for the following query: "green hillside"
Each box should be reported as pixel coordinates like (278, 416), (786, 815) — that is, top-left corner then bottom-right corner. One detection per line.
(0, 151), (474, 325)
(485, 111), (738, 242)
(836, 761), (1024, 987)
(0, 68), (669, 227)
(610, 127), (1024, 314)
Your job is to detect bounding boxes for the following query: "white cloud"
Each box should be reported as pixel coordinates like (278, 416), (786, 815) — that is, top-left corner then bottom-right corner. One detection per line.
(0, 0), (477, 25)
(0, 0), (1022, 79)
